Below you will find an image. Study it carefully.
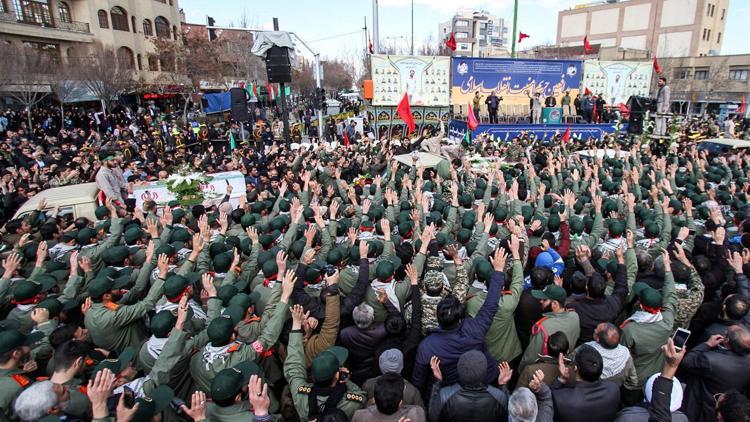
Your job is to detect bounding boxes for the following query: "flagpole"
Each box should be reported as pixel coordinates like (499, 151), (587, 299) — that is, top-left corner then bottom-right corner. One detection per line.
(511, 0), (519, 58)
(372, 0), (380, 54)
(410, 0), (414, 56)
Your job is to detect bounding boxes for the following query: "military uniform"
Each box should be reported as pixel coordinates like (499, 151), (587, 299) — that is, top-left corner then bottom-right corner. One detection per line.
(0, 368), (29, 421)
(283, 332), (365, 420)
(673, 266), (705, 330)
(85, 276), (165, 352)
(520, 307), (581, 371)
(465, 259), (525, 362)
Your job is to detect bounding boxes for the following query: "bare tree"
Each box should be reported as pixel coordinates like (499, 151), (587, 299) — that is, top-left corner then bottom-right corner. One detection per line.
(50, 62), (85, 127)
(78, 48), (135, 114)
(5, 45), (52, 129)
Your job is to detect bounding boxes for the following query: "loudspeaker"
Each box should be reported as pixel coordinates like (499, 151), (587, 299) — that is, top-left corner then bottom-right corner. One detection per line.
(230, 87), (248, 122)
(628, 112), (644, 134)
(627, 96), (656, 113)
(265, 46), (292, 83)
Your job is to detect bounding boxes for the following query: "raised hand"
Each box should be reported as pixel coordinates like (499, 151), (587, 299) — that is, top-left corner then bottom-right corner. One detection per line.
(490, 247), (508, 272)
(430, 356), (443, 381)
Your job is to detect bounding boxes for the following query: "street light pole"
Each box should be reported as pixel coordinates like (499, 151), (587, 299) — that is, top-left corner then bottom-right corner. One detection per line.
(511, 0), (519, 58)
(373, 0), (380, 54)
(411, 0), (414, 56)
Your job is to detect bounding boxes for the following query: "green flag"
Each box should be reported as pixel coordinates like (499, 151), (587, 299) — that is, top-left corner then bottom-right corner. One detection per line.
(229, 132), (236, 150)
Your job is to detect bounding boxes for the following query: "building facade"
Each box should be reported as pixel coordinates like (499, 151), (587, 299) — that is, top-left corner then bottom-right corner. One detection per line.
(557, 0), (729, 57)
(439, 9), (509, 57)
(0, 0), (182, 81)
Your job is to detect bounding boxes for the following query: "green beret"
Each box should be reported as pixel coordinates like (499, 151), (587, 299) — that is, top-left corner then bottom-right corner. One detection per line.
(172, 208), (187, 222)
(77, 228), (97, 245)
(94, 206), (109, 220)
(262, 260), (278, 278)
(102, 245), (130, 266)
(376, 260), (395, 280)
(240, 213), (255, 228)
(155, 244), (176, 258)
(217, 285), (239, 307)
(494, 207), (508, 221)
(547, 214), (561, 232)
(87, 277), (114, 299)
(36, 297), (63, 317)
(327, 249), (343, 266)
(608, 220), (625, 237)
(213, 252), (233, 273)
(211, 361), (261, 401)
(123, 228), (145, 245)
(163, 275), (190, 300)
(171, 228), (191, 243)
(259, 234), (274, 248)
(457, 228), (472, 244)
(474, 258), (493, 282)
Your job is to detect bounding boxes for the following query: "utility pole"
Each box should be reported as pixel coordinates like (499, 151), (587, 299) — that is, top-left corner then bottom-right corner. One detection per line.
(511, 0), (519, 58)
(273, 17), (291, 142)
(411, 0), (414, 55)
(372, 0), (380, 54)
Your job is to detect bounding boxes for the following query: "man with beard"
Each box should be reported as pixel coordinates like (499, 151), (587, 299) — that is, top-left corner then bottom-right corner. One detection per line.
(94, 151), (126, 205)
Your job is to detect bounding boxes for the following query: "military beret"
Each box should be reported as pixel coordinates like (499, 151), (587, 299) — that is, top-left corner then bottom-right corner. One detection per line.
(150, 310), (177, 338)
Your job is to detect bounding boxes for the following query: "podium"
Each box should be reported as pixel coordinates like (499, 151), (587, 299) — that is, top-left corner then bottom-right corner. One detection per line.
(542, 107), (563, 124)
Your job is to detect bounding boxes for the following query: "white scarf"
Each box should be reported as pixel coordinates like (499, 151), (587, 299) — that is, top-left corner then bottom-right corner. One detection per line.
(202, 341), (240, 370)
(156, 299), (207, 321)
(145, 336), (168, 359)
(627, 310), (664, 324)
(586, 341), (631, 379)
(49, 243), (77, 262)
(371, 280), (400, 308)
(471, 280), (487, 293)
(16, 303), (35, 312)
(114, 376), (150, 398)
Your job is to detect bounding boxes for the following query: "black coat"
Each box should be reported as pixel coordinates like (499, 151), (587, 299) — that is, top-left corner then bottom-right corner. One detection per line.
(681, 343), (750, 422)
(567, 264), (628, 346)
(429, 383), (509, 422)
(515, 290), (544, 350)
(551, 379), (620, 422)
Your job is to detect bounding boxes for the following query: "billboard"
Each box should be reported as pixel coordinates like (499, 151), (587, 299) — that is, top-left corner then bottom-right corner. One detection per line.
(371, 55), (450, 106)
(582, 60), (652, 106)
(451, 58), (582, 106)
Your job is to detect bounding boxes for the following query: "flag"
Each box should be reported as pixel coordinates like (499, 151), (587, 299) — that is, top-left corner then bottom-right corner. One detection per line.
(653, 56), (662, 74)
(467, 102), (479, 131)
(739, 96), (746, 115)
(584, 87), (592, 96)
(618, 103), (630, 114)
(343, 130), (350, 147)
(397, 92), (415, 135)
(446, 32), (457, 51)
(229, 131), (236, 150)
(266, 82), (275, 100)
(561, 126), (571, 144)
(368, 39), (374, 54)
(518, 32), (530, 43)
(583, 36), (592, 54)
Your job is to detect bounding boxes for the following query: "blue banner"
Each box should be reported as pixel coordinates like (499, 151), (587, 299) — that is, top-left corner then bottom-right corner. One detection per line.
(204, 92), (231, 114)
(448, 119), (623, 143)
(451, 58), (582, 107)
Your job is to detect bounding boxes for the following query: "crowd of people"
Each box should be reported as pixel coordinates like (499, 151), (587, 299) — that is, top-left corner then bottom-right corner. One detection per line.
(0, 102), (748, 422)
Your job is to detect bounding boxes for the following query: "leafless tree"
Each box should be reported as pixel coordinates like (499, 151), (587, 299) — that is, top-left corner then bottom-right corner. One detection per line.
(4, 45), (52, 129)
(50, 63), (84, 127)
(78, 47), (135, 115)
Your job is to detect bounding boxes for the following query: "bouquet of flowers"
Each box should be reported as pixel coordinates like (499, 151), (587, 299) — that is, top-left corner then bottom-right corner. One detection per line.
(165, 164), (213, 206)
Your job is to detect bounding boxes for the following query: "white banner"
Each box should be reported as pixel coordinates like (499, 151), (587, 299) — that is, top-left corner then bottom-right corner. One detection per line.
(132, 171), (246, 209)
(582, 60), (653, 106)
(371, 55), (450, 107)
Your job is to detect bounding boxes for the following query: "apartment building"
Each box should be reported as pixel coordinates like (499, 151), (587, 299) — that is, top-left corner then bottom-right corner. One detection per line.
(556, 0), (729, 57)
(0, 0), (182, 80)
(439, 9), (509, 57)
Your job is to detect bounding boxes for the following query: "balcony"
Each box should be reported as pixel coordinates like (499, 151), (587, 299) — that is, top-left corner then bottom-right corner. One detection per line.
(0, 11), (94, 42)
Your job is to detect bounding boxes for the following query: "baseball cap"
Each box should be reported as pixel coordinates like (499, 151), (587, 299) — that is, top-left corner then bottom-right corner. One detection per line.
(531, 285), (568, 304)
(210, 361), (261, 401)
(311, 346), (348, 383)
(0, 329), (44, 353)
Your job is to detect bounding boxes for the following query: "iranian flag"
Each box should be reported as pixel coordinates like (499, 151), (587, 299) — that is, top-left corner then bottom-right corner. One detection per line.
(266, 82), (275, 100)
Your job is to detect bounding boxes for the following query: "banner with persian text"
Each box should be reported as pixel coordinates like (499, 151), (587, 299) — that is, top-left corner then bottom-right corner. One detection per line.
(451, 58), (582, 106)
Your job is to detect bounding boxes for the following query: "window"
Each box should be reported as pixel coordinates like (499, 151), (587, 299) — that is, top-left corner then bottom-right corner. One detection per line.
(110, 6), (128, 31)
(703, 28), (708, 40)
(154, 16), (169, 38)
(147, 54), (158, 71)
(97, 9), (108, 28)
(694, 69), (709, 80)
(57, 1), (70, 23)
(155, 0), (166, 2)
(455, 32), (469, 39)
(22, 40), (60, 64)
(136, 54), (142, 70)
(675, 69), (689, 79)
(721, 8), (726, 20)
(14, 0), (53, 26)
(142, 18), (153, 36)
(0, 1), (5, 12)
(454, 20), (469, 27)
(172, 25), (176, 40)
(717, 32), (722, 43)
(730, 69), (748, 80)
(707, 3), (711, 16)
(707, 29), (711, 41)
(116, 46), (134, 69)
(130, 16), (135, 32)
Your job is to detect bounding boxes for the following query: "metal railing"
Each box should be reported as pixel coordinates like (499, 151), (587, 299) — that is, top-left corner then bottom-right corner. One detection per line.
(0, 11), (91, 34)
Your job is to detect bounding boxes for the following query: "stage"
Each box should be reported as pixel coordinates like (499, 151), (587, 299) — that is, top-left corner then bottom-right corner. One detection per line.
(448, 119), (626, 142)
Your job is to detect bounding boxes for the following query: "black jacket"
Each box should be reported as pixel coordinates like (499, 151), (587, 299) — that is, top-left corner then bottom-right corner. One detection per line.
(567, 264), (628, 345)
(429, 382), (509, 422)
(515, 290), (544, 350)
(551, 379), (620, 422)
(681, 343), (750, 422)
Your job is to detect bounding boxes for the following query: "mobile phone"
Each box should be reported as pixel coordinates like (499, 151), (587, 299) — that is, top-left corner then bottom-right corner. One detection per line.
(122, 387), (136, 409)
(672, 328), (691, 351)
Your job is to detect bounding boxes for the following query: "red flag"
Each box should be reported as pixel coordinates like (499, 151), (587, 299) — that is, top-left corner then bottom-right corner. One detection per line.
(445, 32), (457, 51)
(584, 87), (592, 96)
(467, 102), (479, 131)
(368, 41), (374, 54)
(343, 130), (350, 147)
(561, 126), (571, 144)
(518, 32), (530, 43)
(618, 103), (630, 116)
(653, 56), (662, 74)
(583, 36), (592, 54)
(397, 92), (415, 135)
(739, 96), (746, 115)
